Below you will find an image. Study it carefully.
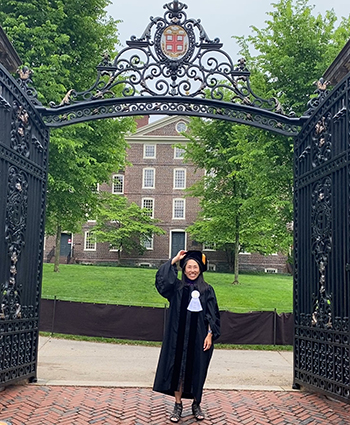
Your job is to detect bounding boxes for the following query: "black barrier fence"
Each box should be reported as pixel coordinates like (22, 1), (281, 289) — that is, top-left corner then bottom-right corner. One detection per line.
(40, 299), (294, 345)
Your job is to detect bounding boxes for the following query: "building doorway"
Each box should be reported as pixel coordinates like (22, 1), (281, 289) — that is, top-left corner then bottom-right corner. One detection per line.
(170, 231), (186, 258)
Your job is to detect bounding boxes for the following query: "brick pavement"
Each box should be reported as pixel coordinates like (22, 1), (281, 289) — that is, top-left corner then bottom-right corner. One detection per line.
(0, 386), (350, 425)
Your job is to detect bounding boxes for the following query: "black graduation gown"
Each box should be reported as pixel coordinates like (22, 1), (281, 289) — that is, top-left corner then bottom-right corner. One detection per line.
(153, 260), (220, 403)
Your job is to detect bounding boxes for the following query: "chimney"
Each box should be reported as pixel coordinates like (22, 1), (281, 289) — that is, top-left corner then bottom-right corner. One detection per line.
(135, 116), (150, 129)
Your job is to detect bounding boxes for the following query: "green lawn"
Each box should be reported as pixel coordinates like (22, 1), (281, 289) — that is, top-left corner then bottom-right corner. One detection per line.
(42, 263), (293, 313)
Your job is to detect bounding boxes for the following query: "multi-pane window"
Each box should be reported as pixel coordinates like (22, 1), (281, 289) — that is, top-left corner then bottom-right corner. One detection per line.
(84, 231), (96, 251)
(174, 169), (186, 189)
(143, 168), (155, 188)
(203, 242), (216, 251)
(142, 198), (154, 218)
(144, 144), (156, 158)
(174, 146), (185, 159)
(173, 199), (185, 219)
(176, 122), (187, 133)
(142, 235), (154, 250)
(112, 174), (124, 194)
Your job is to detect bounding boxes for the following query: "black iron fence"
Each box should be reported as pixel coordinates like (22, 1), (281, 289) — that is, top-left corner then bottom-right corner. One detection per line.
(40, 298), (293, 345)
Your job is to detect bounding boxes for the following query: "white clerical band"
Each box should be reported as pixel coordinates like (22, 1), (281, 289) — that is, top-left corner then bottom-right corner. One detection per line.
(187, 290), (203, 312)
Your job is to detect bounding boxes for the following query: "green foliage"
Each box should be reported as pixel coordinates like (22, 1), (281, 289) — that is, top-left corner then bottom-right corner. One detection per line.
(183, 0), (350, 277)
(91, 192), (165, 256)
(236, 0), (350, 114)
(0, 0), (136, 241)
(41, 263), (293, 313)
(184, 118), (293, 272)
(45, 118), (134, 235)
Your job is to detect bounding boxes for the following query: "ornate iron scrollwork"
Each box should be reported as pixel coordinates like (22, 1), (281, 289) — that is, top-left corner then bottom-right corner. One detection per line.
(48, 0), (286, 116)
(304, 78), (331, 117)
(311, 112), (332, 168)
(10, 101), (31, 158)
(2, 166), (28, 320)
(311, 176), (332, 328)
(16, 66), (41, 106)
(0, 94), (11, 111)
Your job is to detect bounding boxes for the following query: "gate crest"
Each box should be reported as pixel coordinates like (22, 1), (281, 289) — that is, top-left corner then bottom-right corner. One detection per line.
(30, 0), (302, 136)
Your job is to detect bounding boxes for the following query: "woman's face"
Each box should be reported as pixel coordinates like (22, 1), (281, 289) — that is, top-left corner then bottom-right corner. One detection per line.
(184, 259), (200, 281)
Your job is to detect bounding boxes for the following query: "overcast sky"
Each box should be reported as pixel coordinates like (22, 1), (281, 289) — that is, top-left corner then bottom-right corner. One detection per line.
(107, 0), (350, 58)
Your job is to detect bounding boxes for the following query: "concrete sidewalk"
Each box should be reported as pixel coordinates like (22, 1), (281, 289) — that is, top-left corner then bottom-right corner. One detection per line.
(37, 336), (294, 391)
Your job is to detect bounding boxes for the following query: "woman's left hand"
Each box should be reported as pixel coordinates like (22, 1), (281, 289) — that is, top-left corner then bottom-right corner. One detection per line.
(203, 333), (212, 351)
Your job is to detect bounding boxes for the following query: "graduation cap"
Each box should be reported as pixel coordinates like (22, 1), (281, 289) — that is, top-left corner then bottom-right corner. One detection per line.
(180, 250), (207, 273)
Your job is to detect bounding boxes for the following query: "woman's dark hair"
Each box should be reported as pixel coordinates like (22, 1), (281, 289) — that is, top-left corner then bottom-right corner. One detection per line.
(180, 270), (209, 293)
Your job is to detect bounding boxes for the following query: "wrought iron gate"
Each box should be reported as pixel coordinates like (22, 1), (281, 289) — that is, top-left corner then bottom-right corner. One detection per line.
(0, 64), (49, 385)
(294, 76), (350, 402)
(1, 0), (350, 403)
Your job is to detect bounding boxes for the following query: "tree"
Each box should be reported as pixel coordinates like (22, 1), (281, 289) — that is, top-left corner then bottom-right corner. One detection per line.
(184, 0), (350, 279)
(91, 193), (165, 260)
(184, 120), (292, 283)
(0, 0), (136, 271)
(236, 0), (350, 115)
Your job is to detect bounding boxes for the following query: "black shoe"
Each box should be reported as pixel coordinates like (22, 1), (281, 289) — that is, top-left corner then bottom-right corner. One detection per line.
(192, 401), (205, 421)
(170, 402), (183, 423)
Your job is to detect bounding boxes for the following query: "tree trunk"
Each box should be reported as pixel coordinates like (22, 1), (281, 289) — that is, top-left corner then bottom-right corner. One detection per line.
(233, 227), (240, 284)
(54, 224), (61, 272)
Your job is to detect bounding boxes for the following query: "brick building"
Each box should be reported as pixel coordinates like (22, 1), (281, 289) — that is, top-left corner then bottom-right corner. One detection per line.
(44, 115), (288, 273)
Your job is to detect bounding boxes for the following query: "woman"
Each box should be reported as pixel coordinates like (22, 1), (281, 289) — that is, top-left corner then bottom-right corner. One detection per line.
(153, 250), (220, 422)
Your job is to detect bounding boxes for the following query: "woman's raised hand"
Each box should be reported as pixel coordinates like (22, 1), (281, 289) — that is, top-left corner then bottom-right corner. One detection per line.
(171, 250), (187, 265)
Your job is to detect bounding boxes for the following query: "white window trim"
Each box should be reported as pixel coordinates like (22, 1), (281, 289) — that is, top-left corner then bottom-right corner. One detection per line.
(203, 243), (216, 251)
(174, 145), (185, 159)
(142, 197), (155, 218)
(142, 235), (154, 250)
(176, 121), (187, 133)
(208, 262), (216, 271)
(84, 231), (96, 251)
(142, 168), (155, 189)
(173, 168), (186, 190)
(112, 174), (124, 194)
(173, 198), (186, 219)
(143, 144), (156, 159)
(109, 245), (121, 252)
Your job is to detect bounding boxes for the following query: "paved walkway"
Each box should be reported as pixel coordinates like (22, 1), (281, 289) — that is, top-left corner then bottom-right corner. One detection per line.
(0, 337), (349, 424)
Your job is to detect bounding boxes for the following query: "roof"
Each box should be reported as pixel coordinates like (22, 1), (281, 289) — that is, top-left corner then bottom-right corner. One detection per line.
(0, 26), (21, 72)
(127, 116), (191, 143)
(323, 38), (350, 85)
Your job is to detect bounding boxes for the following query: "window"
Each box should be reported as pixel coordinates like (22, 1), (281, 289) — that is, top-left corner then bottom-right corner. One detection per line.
(174, 169), (186, 189)
(142, 235), (154, 250)
(142, 198), (154, 218)
(143, 168), (155, 188)
(208, 263), (216, 272)
(265, 268), (278, 274)
(109, 243), (120, 252)
(203, 242), (216, 251)
(173, 199), (185, 219)
(144, 144), (156, 158)
(176, 121), (187, 133)
(112, 174), (124, 194)
(84, 231), (96, 251)
(174, 146), (185, 159)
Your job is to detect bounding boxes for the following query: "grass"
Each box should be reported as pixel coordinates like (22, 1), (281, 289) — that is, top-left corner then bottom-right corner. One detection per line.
(42, 263), (293, 313)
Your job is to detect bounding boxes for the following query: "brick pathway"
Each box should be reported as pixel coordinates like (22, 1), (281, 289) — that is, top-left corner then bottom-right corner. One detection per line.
(0, 386), (350, 424)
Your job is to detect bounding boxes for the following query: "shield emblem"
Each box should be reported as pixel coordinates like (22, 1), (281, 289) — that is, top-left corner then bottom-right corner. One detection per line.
(161, 25), (189, 60)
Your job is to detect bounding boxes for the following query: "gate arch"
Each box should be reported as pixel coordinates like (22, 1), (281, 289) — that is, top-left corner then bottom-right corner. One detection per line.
(1, 0), (350, 404)
(23, 0), (303, 136)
